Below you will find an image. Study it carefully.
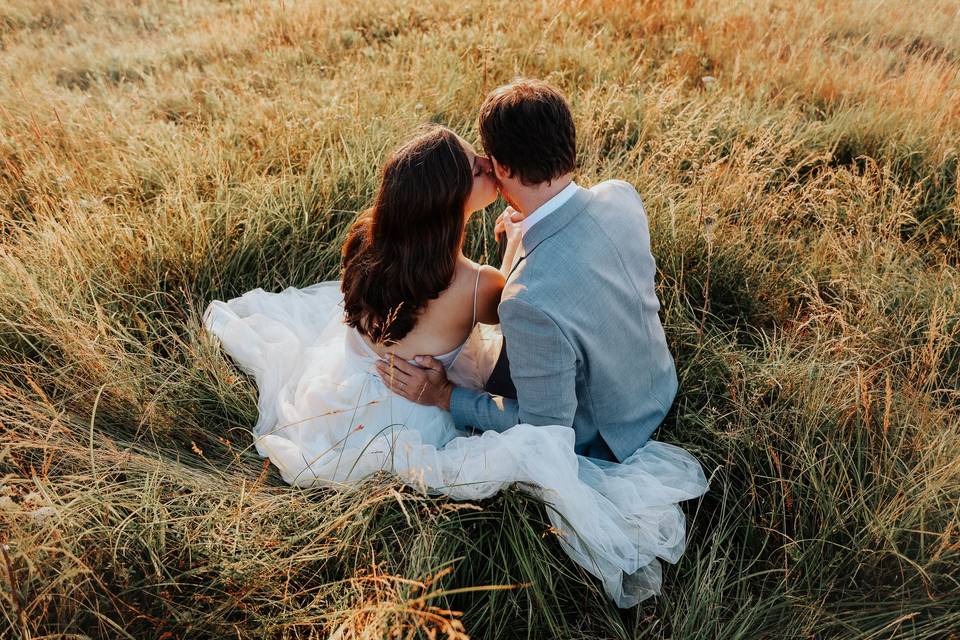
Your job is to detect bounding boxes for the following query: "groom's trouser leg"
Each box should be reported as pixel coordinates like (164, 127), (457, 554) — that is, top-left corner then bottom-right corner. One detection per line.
(576, 433), (618, 462)
(483, 339), (517, 399)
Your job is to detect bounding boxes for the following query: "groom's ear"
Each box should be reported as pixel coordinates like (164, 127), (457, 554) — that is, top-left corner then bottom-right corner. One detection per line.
(492, 157), (513, 182)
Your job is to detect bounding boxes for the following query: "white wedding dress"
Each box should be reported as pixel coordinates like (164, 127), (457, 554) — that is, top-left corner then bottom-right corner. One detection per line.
(202, 279), (709, 608)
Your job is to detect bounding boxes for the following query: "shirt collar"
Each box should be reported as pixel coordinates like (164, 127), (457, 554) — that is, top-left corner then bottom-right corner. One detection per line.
(520, 180), (579, 236)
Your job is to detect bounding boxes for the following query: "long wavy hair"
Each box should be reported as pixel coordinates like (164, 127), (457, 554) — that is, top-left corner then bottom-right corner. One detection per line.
(340, 124), (473, 345)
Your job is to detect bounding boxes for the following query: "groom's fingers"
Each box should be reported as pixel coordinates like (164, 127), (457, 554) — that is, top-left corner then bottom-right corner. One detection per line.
(414, 355), (444, 372)
(376, 364), (410, 383)
(383, 354), (422, 377)
(376, 357), (413, 384)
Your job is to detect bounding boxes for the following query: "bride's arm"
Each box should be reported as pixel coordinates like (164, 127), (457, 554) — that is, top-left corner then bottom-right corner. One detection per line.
(496, 208), (523, 277)
(475, 265), (505, 325)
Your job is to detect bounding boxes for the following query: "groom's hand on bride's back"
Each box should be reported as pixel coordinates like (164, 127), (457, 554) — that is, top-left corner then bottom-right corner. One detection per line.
(376, 354), (455, 411)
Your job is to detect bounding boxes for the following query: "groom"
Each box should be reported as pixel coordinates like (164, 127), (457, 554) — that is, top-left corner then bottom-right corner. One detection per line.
(379, 78), (678, 463)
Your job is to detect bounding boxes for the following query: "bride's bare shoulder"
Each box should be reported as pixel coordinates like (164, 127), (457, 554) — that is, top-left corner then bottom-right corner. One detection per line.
(475, 263), (505, 325)
(454, 256), (505, 324)
(453, 257), (503, 324)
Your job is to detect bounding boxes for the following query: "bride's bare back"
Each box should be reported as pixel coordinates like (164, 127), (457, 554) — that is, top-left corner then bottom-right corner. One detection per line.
(362, 255), (504, 361)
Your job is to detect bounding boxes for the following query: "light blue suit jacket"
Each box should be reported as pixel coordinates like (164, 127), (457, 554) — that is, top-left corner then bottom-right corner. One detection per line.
(449, 180), (678, 463)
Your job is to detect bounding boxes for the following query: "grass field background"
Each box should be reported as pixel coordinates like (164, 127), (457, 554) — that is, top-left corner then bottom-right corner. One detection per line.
(1, 0), (959, 638)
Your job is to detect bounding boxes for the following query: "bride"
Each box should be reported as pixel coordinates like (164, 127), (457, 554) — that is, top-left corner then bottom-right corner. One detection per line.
(202, 123), (708, 608)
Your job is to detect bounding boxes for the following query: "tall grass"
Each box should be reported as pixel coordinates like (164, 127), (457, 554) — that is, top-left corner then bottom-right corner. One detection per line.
(1, 0), (958, 637)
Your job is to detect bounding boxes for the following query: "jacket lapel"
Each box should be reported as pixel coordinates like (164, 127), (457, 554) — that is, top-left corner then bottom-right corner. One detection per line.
(505, 251), (525, 281)
(520, 185), (592, 257)
(505, 186), (592, 282)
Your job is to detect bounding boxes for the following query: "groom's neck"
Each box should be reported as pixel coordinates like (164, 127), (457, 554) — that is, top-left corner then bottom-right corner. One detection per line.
(508, 173), (574, 217)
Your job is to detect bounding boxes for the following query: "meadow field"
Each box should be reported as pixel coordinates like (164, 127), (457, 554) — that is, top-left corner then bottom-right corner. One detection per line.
(1, 0), (959, 637)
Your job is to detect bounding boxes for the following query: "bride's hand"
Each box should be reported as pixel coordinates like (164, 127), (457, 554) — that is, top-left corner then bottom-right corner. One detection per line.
(494, 206), (523, 238)
(496, 207), (523, 274)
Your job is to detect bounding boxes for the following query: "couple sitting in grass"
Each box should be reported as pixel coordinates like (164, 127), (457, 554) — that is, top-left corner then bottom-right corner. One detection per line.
(203, 78), (708, 607)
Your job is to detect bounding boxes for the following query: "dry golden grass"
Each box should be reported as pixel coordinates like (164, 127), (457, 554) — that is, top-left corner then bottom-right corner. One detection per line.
(1, 0), (958, 638)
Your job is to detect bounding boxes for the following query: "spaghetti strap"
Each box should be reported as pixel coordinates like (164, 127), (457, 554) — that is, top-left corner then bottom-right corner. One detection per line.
(471, 267), (481, 327)
(440, 267), (483, 371)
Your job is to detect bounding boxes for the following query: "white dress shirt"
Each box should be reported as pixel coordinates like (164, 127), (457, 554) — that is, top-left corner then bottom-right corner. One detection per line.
(520, 180), (579, 236)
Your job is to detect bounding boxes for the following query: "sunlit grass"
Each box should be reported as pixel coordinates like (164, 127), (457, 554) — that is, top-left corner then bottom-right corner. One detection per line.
(1, 0), (958, 638)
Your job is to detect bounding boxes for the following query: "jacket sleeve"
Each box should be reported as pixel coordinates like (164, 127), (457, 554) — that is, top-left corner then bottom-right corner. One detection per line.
(449, 297), (578, 431)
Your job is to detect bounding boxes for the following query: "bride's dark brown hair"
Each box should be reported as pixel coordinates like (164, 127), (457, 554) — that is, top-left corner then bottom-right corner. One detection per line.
(340, 124), (473, 345)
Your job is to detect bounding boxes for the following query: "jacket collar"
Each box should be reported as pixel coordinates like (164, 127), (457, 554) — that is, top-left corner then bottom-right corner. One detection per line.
(520, 184), (592, 256)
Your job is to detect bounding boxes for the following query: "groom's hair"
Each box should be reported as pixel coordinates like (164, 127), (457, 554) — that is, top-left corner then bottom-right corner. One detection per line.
(478, 78), (576, 186)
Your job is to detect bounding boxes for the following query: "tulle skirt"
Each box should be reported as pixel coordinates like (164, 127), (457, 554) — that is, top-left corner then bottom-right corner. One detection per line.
(202, 281), (709, 607)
